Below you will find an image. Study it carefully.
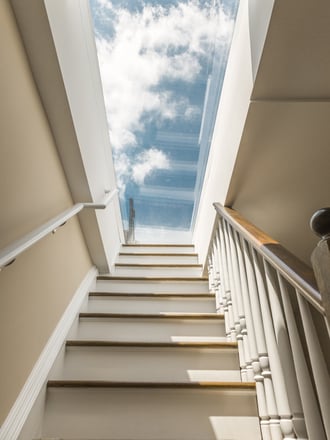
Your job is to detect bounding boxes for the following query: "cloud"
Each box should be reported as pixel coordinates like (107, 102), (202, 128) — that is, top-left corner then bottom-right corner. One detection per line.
(132, 148), (170, 185)
(114, 147), (170, 194)
(93, 0), (234, 150)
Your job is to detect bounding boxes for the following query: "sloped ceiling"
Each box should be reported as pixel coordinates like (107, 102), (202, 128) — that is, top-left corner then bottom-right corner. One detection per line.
(226, 0), (330, 265)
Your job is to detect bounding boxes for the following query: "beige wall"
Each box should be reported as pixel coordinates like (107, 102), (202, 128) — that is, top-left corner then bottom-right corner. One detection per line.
(226, 0), (330, 266)
(0, 0), (92, 424)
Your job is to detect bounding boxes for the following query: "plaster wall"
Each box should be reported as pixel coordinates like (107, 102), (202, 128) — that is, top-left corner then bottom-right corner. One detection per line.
(0, 0), (92, 423)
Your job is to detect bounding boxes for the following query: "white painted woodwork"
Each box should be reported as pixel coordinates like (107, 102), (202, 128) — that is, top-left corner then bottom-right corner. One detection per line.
(87, 295), (216, 313)
(95, 278), (210, 293)
(117, 253), (199, 264)
(112, 264), (203, 277)
(61, 346), (241, 382)
(43, 387), (260, 440)
(74, 317), (226, 342)
(121, 245), (195, 254)
(33, 247), (260, 439)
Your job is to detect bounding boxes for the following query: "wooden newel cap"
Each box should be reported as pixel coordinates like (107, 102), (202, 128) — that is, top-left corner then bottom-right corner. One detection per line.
(310, 208), (330, 238)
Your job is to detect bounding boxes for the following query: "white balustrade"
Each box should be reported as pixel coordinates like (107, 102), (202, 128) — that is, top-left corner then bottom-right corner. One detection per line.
(207, 203), (329, 440)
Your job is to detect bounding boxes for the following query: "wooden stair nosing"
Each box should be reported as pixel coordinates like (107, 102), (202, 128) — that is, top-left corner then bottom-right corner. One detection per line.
(119, 252), (198, 257)
(47, 380), (255, 390)
(97, 276), (209, 281)
(114, 263), (202, 268)
(89, 292), (215, 298)
(79, 312), (224, 320)
(122, 244), (194, 248)
(66, 340), (238, 349)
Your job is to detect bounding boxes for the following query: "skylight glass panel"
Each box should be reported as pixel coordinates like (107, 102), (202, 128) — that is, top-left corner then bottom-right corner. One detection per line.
(89, 0), (239, 243)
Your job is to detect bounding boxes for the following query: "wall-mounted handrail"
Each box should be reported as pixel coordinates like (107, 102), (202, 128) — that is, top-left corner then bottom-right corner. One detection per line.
(0, 188), (118, 270)
(213, 203), (324, 315)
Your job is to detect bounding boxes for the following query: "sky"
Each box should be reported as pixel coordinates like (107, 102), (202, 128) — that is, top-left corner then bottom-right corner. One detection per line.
(89, 0), (238, 242)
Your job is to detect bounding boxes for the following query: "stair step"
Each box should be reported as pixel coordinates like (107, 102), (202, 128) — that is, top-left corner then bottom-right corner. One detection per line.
(87, 294), (216, 313)
(60, 341), (240, 382)
(66, 340), (237, 348)
(121, 244), (195, 254)
(117, 252), (199, 265)
(95, 277), (209, 294)
(74, 314), (226, 342)
(79, 312), (224, 319)
(111, 263), (204, 276)
(43, 386), (260, 439)
(48, 380), (254, 389)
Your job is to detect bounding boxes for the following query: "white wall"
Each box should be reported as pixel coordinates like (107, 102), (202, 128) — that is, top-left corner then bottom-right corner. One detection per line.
(44, 0), (124, 271)
(193, 0), (274, 266)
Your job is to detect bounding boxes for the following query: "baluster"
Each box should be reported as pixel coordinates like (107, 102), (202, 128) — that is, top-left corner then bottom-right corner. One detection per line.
(242, 240), (272, 440)
(217, 219), (234, 341)
(296, 292), (329, 439)
(252, 249), (283, 440)
(219, 218), (236, 341)
(278, 275), (323, 439)
(213, 229), (224, 313)
(263, 263), (297, 438)
(223, 221), (247, 380)
(233, 230), (255, 381)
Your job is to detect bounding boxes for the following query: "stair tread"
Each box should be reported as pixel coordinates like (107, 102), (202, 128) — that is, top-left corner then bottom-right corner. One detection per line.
(97, 276), (208, 281)
(79, 312), (224, 319)
(47, 380), (255, 389)
(119, 252), (198, 256)
(122, 244), (194, 247)
(66, 340), (237, 348)
(89, 292), (215, 297)
(114, 263), (202, 267)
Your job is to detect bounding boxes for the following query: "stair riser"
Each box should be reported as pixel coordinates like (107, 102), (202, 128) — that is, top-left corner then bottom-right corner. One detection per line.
(75, 319), (226, 342)
(95, 279), (209, 293)
(117, 255), (199, 264)
(121, 245), (195, 254)
(43, 388), (260, 439)
(112, 266), (203, 277)
(87, 297), (216, 313)
(60, 347), (240, 382)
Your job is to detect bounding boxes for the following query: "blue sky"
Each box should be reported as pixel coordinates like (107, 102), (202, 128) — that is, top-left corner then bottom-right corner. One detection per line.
(89, 0), (238, 242)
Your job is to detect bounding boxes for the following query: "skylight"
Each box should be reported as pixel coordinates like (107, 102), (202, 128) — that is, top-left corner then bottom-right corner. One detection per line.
(89, 0), (239, 243)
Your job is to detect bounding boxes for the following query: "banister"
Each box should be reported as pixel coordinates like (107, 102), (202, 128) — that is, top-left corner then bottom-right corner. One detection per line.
(0, 188), (118, 270)
(213, 203), (324, 315)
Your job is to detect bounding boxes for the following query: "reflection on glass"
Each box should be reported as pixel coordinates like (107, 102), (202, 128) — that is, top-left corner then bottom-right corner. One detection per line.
(90, 0), (239, 242)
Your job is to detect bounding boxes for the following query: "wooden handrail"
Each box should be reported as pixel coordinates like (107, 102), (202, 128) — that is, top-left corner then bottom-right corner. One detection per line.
(213, 203), (324, 314)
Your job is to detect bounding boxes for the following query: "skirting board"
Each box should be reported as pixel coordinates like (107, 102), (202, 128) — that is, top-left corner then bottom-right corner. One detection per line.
(0, 266), (98, 440)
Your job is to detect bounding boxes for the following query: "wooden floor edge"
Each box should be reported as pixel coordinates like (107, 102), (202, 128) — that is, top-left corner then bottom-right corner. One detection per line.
(122, 244), (195, 247)
(119, 252), (198, 257)
(114, 263), (203, 268)
(97, 276), (209, 281)
(89, 292), (215, 298)
(47, 380), (255, 390)
(79, 312), (224, 319)
(66, 340), (238, 349)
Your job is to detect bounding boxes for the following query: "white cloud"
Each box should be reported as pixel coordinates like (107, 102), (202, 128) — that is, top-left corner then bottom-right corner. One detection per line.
(132, 148), (170, 184)
(93, 0), (234, 150)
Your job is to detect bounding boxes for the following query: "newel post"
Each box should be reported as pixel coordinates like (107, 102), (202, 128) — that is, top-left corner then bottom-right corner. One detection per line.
(310, 208), (330, 325)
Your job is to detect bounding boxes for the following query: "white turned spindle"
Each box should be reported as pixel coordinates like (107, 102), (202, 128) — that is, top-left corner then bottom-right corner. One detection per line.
(234, 230), (255, 381)
(278, 275), (317, 440)
(297, 292), (330, 440)
(224, 221), (247, 380)
(217, 221), (234, 341)
(242, 239), (272, 439)
(219, 219), (237, 342)
(252, 249), (282, 440)
(263, 262), (295, 438)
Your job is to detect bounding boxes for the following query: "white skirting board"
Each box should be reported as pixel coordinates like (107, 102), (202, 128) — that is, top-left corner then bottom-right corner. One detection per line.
(0, 266), (98, 440)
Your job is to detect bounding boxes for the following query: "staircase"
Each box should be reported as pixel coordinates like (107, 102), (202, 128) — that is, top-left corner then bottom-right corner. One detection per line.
(39, 244), (261, 440)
